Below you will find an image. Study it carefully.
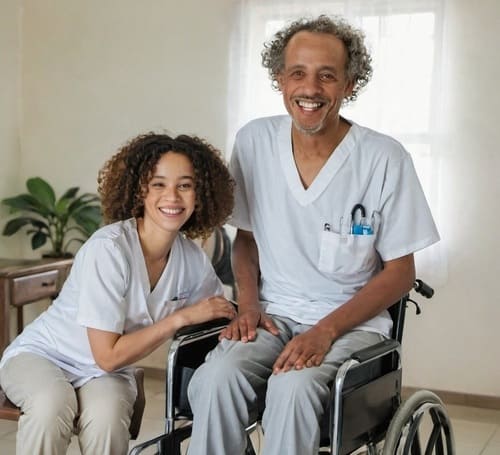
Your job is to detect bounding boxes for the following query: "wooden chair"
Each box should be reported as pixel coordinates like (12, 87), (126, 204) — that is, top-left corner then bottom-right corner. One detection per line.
(0, 367), (145, 440)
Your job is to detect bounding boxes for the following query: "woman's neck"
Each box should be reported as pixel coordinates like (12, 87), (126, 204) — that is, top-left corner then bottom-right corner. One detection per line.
(136, 217), (176, 261)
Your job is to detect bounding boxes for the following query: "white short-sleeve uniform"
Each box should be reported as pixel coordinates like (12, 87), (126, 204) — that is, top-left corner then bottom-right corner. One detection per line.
(187, 116), (440, 455)
(0, 218), (223, 387)
(229, 115), (440, 335)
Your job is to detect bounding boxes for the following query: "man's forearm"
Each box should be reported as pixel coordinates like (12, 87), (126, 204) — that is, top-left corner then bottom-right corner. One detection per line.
(232, 229), (261, 310)
(315, 254), (416, 342)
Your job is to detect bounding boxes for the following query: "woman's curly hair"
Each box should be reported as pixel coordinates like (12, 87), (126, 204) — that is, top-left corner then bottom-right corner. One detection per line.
(98, 132), (234, 239)
(261, 15), (373, 103)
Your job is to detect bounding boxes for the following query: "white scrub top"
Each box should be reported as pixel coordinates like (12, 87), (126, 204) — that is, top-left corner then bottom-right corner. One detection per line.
(0, 218), (223, 387)
(229, 115), (439, 335)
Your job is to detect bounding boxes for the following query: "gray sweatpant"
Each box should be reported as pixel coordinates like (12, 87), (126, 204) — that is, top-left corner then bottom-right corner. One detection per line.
(187, 315), (384, 455)
(0, 352), (136, 455)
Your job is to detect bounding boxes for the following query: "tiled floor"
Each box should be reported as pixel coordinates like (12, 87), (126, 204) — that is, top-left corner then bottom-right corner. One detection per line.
(1, 375), (499, 454)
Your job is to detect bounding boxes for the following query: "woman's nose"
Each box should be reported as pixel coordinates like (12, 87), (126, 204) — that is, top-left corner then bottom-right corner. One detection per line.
(163, 185), (180, 200)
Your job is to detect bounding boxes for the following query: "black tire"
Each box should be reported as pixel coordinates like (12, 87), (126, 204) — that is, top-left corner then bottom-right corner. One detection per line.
(382, 390), (455, 455)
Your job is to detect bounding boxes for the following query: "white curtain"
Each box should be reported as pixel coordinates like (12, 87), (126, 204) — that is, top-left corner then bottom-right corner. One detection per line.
(226, 0), (447, 284)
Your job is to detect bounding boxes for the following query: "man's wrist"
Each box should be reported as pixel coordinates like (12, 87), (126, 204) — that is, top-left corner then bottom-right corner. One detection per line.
(314, 319), (338, 344)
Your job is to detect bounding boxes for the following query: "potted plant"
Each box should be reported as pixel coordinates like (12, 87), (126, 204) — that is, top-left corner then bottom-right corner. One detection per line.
(1, 177), (102, 257)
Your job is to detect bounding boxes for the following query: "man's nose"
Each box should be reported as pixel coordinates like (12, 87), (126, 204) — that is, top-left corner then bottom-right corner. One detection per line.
(302, 74), (322, 94)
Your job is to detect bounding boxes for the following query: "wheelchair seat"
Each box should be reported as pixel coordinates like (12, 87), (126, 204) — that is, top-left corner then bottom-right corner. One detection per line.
(130, 280), (455, 455)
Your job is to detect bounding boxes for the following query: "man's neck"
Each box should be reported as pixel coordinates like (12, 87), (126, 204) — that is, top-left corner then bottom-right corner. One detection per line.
(291, 116), (351, 160)
(290, 117), (351, 189)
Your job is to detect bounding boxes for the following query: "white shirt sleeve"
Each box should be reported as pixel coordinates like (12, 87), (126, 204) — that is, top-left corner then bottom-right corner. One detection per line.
(228, 137), (253, 232)
(376, 152), (440, 261)
(76, 238), (130, 333)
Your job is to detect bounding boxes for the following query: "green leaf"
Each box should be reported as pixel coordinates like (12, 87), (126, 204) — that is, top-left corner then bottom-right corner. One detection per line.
(54, 197), (72, 217)
(27, 177), (56, 210)
(72, 206), (102, 236)
(3, 218), (33, 235)
(73, 205), (102, 223)
(2, 194), (50, 215)
(2, 217), (49, 236)
(60, 187), (79, 200)
(67, 193), (100, 212)
(31, 231), (48, 249)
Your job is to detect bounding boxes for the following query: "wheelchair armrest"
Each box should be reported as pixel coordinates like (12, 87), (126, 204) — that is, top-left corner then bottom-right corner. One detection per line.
(350, 338), (400, 364)
(175, 317), (231, 337)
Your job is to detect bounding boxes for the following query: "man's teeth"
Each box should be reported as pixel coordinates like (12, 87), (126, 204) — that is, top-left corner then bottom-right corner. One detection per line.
(160, 208), (183, 215)
(297, 100), (322, 109)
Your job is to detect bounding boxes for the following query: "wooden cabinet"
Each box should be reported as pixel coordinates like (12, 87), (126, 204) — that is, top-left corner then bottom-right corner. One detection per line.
(0, 258), (72, 354)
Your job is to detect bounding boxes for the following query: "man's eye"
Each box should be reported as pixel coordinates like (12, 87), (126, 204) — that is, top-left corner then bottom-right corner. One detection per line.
(291, 71), (304, 79)
(320, 73), (336, 82)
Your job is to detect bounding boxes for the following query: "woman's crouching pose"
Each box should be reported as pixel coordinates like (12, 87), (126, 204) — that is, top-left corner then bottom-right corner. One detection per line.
(0, 132), (236, 455)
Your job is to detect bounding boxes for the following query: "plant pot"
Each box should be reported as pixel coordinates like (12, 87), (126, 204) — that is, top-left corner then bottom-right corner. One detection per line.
(42, 252), (74, 259)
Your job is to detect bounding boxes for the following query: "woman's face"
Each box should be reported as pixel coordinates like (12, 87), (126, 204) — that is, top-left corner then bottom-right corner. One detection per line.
(142, 152), (196, 236)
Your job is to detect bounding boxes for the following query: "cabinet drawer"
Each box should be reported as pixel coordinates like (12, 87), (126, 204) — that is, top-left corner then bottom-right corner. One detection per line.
(10, 270), (60, 306)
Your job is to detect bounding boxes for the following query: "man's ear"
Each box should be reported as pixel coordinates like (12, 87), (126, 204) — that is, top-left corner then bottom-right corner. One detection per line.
(344, 79), (355, 99)
(275, 73), (284, 91)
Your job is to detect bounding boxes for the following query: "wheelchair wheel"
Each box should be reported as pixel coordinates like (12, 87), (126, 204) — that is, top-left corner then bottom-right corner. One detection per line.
(382, 390), (455, 455)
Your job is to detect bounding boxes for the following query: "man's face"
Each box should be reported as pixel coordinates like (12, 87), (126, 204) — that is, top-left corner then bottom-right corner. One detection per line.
(278, 31), (354, 136)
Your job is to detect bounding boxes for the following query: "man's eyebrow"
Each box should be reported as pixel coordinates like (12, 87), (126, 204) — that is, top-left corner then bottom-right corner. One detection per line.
(285, 64), (339, 73)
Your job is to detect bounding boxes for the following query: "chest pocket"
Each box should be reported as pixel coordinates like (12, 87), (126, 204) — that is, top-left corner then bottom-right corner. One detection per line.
(318, 230), (376, 276)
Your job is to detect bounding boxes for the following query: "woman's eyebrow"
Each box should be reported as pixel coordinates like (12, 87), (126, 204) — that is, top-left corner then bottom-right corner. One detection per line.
(151, 174), (194, 180)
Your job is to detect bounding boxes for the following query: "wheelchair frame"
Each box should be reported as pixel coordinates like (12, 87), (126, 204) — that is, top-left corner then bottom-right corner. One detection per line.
(130, 281), (455, 455)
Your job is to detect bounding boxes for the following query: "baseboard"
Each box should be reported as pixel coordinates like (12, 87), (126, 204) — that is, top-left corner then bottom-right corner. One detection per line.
(403, 386), (500, 410)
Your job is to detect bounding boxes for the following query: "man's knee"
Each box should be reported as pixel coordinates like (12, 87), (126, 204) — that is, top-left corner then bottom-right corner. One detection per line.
(188, 353), (237, 404)
(266, 368), (329, 410)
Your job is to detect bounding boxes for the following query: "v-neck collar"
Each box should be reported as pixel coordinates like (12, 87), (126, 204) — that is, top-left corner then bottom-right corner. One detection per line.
(132, 219), (177, 298)
(278, 117), (356, 206)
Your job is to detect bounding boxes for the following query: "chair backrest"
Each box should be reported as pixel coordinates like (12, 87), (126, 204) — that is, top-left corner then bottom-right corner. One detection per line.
(195, 227), (235, 298)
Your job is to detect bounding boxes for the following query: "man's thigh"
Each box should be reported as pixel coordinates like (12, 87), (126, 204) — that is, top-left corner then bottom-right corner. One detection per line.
(266, 330), (386, 401)
(204, 317), (294, 370)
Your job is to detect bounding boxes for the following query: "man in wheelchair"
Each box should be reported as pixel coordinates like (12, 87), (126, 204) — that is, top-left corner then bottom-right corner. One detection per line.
(186, 15), (440, 455)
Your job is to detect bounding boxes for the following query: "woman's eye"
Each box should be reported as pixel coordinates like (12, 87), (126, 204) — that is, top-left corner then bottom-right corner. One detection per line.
(178, 183), (193, 190)
(151, 182), (164, 188)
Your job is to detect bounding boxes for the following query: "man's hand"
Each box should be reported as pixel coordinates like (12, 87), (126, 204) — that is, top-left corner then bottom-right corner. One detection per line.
(219, 309), (279, 342)
(272, 325), (333, 374)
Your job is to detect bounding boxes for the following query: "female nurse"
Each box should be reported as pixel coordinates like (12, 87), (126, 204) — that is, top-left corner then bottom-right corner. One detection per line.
(0, 132), (236, 455)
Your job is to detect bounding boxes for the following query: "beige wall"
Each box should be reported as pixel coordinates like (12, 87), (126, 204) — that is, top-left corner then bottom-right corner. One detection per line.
(0, 0), (22, 258)
(1, 0), (499, 395)
(20, 0), (232, 193)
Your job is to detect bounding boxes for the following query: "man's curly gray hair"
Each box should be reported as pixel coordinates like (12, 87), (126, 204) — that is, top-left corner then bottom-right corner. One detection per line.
(261, 15), (373, 103)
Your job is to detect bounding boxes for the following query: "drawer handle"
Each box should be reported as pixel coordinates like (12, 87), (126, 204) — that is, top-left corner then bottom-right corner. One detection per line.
(41, 281), (56, 287)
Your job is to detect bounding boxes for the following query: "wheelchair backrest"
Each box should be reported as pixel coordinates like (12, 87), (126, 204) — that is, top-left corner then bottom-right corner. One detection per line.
(388, 295), (409, 343)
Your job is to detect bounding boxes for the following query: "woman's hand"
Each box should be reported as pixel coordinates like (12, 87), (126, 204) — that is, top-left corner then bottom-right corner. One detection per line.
(175, 296), (236, 328)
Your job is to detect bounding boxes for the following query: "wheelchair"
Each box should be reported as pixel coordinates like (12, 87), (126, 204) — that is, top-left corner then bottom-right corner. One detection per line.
(130, 279), (455, 455)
